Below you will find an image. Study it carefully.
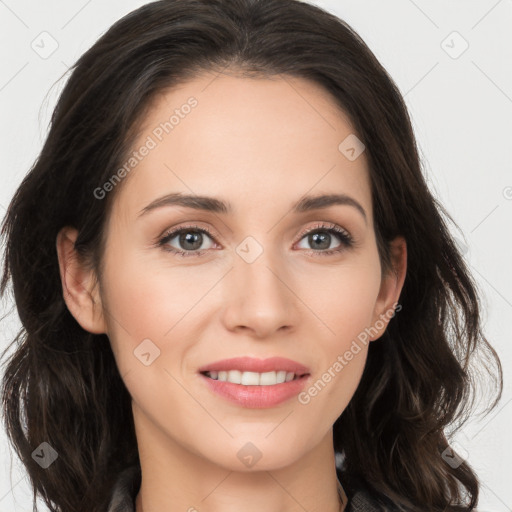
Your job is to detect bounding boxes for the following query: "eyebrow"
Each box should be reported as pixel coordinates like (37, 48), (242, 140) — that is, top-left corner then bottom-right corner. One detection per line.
(137, 192), (367, 224)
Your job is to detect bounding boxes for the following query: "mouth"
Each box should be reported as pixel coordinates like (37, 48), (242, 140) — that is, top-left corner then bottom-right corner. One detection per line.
(197, 356), (311, 408)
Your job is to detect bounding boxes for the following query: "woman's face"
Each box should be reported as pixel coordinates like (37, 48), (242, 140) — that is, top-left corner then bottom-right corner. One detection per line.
(61, 72), (405, 473)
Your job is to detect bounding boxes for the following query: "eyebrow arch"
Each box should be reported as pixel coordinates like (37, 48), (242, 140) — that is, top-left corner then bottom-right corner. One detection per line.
(137, 192), (367, 224)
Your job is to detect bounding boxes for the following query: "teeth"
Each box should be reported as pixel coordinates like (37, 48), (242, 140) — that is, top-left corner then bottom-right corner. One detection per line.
(206, 370), (298, 385)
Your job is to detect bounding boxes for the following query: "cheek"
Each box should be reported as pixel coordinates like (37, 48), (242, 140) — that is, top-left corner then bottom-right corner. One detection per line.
(294, 262), (379, 427)
(295, 256), (382, 344)
(102, 242), (206, 332)
(100, 244), (225, 379)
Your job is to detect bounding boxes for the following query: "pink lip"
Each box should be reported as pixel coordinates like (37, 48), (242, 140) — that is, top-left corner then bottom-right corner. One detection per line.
(199, 373), (311, 408)
(197, 356), (310, 375)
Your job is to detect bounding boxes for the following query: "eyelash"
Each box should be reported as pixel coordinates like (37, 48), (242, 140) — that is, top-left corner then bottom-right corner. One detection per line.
(156, 222), (354, 258)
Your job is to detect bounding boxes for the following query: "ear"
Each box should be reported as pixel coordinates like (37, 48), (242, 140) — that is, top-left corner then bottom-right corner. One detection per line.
(369, 236), (407, 342)
(56, 226), (107, 334)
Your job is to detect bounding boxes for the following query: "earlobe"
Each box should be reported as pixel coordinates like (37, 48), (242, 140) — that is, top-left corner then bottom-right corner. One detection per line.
(56, 226), (107, 334)
(369, 236), (407, 342)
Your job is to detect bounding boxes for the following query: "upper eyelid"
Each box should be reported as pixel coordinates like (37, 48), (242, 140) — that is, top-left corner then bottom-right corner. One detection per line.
(159, 223), (219, 243)
(159, 222), (352, 245)
(296, 222), (351, 239)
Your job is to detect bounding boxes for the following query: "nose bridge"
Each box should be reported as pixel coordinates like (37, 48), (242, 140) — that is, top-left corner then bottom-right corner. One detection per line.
(222, 235), (297, 335)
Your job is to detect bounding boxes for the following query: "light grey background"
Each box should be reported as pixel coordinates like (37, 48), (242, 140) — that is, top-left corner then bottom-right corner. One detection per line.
(0, 0), (511, 510)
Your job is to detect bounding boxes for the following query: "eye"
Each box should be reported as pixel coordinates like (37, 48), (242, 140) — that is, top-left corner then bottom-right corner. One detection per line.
(156, 222), (354, 257)
(157, 224), (217, 257)
(294, 222), (354, 256)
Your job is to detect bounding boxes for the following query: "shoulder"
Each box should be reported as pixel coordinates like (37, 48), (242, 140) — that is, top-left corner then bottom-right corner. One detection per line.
(338, 469), (481, 512)
(106, 465), (141, 512)
(338, 469), (403, 512)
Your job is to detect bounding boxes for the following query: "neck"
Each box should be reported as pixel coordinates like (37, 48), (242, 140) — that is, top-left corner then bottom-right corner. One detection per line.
(134, 439), (346, 510)
(132, 405), (348, 512)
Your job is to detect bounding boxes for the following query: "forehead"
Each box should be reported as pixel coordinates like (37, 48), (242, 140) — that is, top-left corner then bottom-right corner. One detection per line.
(112, 72), (371, 223)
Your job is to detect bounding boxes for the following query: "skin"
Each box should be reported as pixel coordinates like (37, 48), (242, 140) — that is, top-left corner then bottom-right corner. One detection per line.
(57, 71), (406, 512)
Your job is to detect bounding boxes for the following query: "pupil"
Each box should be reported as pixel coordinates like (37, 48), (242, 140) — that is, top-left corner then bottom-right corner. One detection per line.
(180, 231), (202, 250)
(311, 232), (329, 250)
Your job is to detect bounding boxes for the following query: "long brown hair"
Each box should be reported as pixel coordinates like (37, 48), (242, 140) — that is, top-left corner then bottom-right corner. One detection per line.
(0, 1), (502, 511)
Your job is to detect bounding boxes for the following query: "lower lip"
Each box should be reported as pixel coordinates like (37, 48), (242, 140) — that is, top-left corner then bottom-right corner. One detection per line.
(199, 373), (310, 408)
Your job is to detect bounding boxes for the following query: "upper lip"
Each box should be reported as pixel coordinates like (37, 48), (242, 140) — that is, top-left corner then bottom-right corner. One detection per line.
(198, 357), (310, 375)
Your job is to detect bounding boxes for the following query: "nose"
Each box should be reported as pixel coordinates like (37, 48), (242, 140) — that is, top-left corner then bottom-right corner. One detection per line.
(220, 247), (299, 339)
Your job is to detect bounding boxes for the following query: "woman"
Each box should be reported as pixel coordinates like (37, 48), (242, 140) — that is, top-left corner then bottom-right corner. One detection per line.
(0, 1), (503, 511)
